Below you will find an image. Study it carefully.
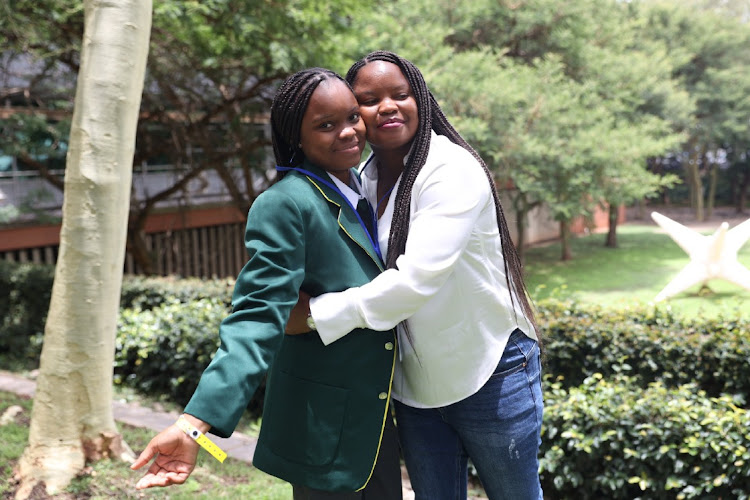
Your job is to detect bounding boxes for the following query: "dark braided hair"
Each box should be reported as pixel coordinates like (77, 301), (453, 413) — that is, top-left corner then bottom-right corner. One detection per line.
(270, 68), (350, 174)
(346, 51), (539, 335)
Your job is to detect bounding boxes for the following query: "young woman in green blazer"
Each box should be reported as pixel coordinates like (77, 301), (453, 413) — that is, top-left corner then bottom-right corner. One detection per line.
(132, 68), (402, 499)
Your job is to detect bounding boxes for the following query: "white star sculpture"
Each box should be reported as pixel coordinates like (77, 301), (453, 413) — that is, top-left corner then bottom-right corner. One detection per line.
(651, 211), (750, 302)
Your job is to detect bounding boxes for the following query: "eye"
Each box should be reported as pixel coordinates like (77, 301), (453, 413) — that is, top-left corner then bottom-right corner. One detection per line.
(358, 98), (378, 106)
(349, 112), (361, 122)
(396, 93), (410, 100)
(318, 122), (334, 130)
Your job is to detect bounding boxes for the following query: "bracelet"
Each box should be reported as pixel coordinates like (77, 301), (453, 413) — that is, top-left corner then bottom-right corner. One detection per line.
(176, 415), (227, 463)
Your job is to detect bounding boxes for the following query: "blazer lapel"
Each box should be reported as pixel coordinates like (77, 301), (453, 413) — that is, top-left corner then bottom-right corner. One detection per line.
(299, 164), (384, 270)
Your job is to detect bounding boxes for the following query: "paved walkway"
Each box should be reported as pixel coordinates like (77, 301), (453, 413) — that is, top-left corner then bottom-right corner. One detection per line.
(0, 370), (417, 499)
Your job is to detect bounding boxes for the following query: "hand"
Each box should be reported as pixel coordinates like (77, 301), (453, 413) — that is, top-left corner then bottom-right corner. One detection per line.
(131, 418), (201, 489)
(285, 290), (312, 335)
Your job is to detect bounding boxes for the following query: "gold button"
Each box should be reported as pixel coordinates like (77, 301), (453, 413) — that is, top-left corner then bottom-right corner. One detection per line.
(385, 342), (394, 350)
(378, 392), (387, 400)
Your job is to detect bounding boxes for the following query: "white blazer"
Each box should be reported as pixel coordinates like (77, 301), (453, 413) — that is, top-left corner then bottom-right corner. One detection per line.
(310, 132), (536, 408)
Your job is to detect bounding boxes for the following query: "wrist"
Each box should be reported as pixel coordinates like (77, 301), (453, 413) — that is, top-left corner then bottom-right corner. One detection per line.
(180, 413), (210, 433)
(306, 311), (316, 330)
(176, 415), (227, 463)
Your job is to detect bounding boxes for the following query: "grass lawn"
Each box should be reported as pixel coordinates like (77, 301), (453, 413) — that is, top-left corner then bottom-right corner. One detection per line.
(524, 223), (750, 320)
(0, 392), (294, 500)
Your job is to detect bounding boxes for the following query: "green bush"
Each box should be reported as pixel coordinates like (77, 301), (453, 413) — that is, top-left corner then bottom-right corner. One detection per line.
(541, 374), (750, 499)
(115, 298), (224, 404)
(0, 260), (54, 367)
(0, 261), (234, 369)
(538, 299), (750, 404)
(113, 297), (267, 416)
(120, 275), (233, 310)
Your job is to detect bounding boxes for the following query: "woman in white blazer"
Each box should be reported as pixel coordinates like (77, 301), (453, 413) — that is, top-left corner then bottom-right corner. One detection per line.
(289, 51), (544, 500)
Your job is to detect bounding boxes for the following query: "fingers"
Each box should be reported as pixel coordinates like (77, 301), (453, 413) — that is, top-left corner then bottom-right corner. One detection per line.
(130, 442), (156, 471)
(135, 470), (190, 490)
(131, 427), (198, 490)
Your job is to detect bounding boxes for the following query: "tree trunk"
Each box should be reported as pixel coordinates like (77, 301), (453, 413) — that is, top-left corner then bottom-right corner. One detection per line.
(737, 166), (750, 214)
(686, 142), (705, 221)
(515, 206), (528, 265)
(605, 203), (618, 248)
(707, 163), (717, 219)
(559, 219), (572, 261)
(16, 1), (152, 498)
(509, 191), (533, 266)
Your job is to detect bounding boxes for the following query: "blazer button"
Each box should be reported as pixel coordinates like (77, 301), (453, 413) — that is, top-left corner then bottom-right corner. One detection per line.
(378, 392), (387, 400)
(384, 342), (394, 351)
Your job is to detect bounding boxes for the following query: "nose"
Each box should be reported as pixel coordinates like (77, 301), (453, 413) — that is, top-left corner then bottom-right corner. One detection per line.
(340, 124), (357, 140)
(378, 97), (397, 115)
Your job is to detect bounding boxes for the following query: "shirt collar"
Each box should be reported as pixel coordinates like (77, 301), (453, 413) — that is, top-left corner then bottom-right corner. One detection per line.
(328, 171), (364, 208)
(360, 130), (436, 182)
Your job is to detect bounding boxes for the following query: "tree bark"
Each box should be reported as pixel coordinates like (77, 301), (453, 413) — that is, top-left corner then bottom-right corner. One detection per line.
(707, 163), (717, 219)
(16, 1), (152, 497)
(510, 191), (537, 266)
(737, 165), (749, 214)
(559, 219), (572, 261)
(686, 141), (705, 221)
(605, 203), (618, 248)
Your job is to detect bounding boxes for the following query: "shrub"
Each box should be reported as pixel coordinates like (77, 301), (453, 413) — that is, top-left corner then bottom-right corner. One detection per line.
(541, 374), (750, 499)
(115, 298), (226, 404)
(120, 275), (233, 310)
(0, 261), (234, 369)
(0, 261), (54, 367)
(538, 299), (750, 404)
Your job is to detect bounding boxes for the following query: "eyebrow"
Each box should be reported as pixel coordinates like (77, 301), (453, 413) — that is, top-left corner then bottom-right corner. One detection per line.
(355, 85), (410, 96)
(310, 105), (359, 122)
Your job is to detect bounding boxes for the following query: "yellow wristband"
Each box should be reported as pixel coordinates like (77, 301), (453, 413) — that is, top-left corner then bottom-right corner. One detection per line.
(176, 416), (227, 463)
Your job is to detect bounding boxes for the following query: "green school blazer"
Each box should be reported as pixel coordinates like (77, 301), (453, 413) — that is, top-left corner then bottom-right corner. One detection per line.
(184, 161), (396, 492)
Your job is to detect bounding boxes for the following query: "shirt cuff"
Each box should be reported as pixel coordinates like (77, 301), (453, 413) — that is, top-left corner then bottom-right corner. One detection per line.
(309, 288), (364, 345)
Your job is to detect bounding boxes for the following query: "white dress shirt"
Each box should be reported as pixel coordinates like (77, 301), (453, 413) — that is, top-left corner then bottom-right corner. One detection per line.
(328, 170), (365, 208)
(310, 132), (536, 408)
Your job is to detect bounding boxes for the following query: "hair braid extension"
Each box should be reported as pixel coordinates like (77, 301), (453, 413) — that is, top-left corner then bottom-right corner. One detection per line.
(347, 51), (539, 338)
(270, 68), (349, 178)
(429, 96), (539, 335)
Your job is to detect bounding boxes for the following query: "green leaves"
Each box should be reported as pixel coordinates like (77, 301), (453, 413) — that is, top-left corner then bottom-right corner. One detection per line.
(541, 373), (750, 498)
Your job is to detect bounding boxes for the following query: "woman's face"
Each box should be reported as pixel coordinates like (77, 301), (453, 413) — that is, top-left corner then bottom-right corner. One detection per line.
(299, 79), (366, 181)
(351, 61), (419, 154)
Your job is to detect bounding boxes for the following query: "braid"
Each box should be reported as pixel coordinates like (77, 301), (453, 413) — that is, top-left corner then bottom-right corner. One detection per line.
(346, 51), (432, 271)
(347, 51), (539, 336)
(271, 68), (349, 177)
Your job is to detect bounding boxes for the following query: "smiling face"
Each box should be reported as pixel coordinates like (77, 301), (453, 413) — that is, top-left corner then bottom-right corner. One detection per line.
(299, 79), (366, 182)
(351, 61), (419, 158)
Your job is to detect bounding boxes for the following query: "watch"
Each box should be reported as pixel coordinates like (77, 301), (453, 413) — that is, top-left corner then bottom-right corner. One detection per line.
(306, 313), (316, 331)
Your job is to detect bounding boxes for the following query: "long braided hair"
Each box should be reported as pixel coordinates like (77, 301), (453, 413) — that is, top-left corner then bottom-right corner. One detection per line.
(270, 68), (350, 172)
(346, 51), (539, 335)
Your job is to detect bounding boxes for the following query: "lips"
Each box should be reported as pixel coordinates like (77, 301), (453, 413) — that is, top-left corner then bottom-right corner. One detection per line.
(379, 118), (404, 129)
(337, 142), (361, 154)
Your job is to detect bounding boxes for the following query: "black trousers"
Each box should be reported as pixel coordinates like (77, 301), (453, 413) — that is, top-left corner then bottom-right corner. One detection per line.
(292, 414), (402, 500)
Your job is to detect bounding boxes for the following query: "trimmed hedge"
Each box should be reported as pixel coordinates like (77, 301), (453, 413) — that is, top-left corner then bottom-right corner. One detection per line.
(115, 298), (228, 406)
(114, 296), (265, 415)
(539, 300), (750, 402)
(541, 374), (750, 499)
(119, 275), (233, 311)
(0, 264), (234, 370)
(0, 261), (54, 366)
(3, 261), (750, 497)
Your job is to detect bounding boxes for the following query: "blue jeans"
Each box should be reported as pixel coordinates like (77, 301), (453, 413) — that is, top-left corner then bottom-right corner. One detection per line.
(394, 329), (543, 500)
